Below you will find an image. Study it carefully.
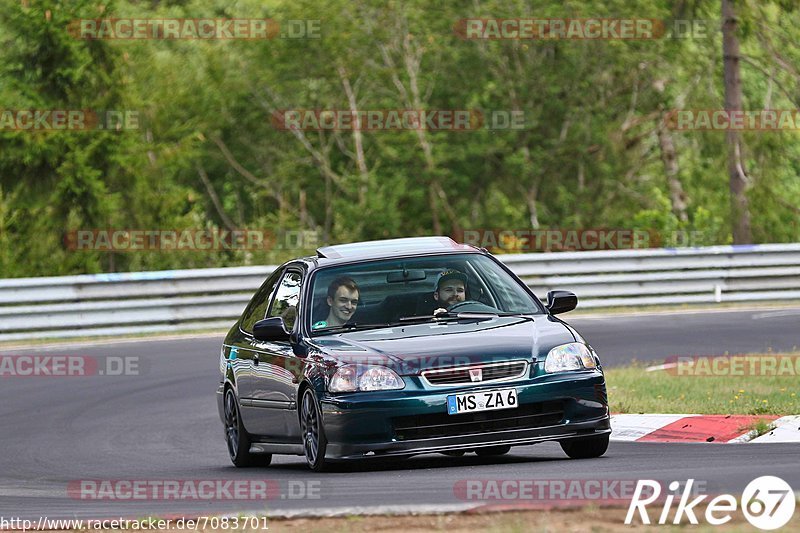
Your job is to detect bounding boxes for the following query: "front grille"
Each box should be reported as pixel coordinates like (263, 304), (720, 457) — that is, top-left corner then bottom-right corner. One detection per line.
(421, 360), (528, 386)
(392, 400), (564, 441)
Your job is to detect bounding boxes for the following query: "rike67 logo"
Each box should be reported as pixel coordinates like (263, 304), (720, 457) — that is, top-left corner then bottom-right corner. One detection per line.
(626, 476), (795, 530)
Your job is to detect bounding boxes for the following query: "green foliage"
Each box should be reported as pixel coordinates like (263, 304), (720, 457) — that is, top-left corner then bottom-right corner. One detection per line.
(1, 0), (798, 277)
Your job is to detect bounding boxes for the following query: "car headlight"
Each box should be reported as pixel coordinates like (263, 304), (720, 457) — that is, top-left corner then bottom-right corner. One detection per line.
(544, 343), (598, 373)
(329, 365), (405, 392)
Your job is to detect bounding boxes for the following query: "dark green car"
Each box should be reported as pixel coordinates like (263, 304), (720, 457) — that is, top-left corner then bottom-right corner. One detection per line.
(217, 237), (610, 471)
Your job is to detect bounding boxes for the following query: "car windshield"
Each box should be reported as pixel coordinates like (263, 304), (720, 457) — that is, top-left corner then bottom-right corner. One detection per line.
(308, 253), (543, 334)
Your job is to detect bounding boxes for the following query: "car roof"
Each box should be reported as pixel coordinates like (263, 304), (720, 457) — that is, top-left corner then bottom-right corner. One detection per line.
(297, 236), (483, 269)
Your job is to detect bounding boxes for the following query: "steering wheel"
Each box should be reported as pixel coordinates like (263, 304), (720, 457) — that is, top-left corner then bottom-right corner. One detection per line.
(446, 300), (500, 313)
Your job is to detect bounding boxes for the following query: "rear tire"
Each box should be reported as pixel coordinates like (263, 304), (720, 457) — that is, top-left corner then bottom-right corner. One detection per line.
(475, 445), (511, 457)
(560, 434), (609, 459)
(224, 388), (272, 467)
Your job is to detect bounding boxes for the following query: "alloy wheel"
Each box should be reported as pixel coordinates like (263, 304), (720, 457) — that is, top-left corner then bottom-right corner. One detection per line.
(301, 391), (319, 464)
(224, 389), (240, 460)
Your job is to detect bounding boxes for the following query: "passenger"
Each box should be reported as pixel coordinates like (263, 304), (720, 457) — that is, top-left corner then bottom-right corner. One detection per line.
(312, 276), (360, 329)
(433, 269), (467, 311)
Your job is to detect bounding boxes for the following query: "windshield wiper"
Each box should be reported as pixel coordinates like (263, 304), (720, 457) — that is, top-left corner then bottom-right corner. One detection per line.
(397, 312), (492, 323)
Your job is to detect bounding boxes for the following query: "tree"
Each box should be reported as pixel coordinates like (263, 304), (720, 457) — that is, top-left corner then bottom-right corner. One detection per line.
(722, 0), (753, 243)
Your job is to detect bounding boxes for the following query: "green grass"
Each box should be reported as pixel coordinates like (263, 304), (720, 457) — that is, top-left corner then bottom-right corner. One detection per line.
(751, 418), (777, 437)
(605, 358), (800, 415)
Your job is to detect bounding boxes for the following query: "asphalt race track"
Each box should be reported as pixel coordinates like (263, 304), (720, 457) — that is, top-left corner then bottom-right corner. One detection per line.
(572, 306), (800, 364)
(1, 307), (798, 520)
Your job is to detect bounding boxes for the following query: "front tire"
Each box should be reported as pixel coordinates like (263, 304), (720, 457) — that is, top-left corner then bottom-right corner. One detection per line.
(560, 434), (609, 459)
(301, 388), (328, 472)
(224, 388), (272, 467)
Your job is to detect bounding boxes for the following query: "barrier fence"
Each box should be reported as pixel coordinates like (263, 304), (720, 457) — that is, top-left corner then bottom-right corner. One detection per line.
(1, 244), (798, 341)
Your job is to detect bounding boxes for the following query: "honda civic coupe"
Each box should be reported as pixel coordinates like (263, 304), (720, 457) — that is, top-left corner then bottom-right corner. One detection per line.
(216, 236), (610, 471)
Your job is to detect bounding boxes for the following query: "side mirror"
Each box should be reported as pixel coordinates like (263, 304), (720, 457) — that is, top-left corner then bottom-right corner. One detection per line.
(253, 317), (291, 342)
(546, 290), (578, 315)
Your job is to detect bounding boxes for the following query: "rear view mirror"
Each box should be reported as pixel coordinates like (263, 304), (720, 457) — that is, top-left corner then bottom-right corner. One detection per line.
(387, 269), (427, 283)
(546, 290), (578, 315)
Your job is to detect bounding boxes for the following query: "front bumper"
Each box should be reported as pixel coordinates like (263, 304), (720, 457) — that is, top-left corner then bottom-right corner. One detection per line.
(319, 370), (609, 459)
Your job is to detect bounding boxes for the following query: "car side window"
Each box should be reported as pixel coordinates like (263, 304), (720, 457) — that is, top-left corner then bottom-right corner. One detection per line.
(268, 271), (302, 331)
(240, 269), (283, 334)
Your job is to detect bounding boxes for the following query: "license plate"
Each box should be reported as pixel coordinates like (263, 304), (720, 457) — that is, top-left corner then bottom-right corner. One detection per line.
(447, 388), (518, 415)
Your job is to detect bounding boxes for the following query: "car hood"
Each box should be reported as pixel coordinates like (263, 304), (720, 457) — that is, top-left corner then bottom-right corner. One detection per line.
(308, 316), (576, 374)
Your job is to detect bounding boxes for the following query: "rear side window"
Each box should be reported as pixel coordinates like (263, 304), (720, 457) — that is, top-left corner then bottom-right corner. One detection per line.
(267, 271), (302, 331)
(240, 269), (282, 334)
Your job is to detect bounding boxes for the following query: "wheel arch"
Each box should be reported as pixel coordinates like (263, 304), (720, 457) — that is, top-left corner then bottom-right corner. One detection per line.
(296, 364), (327, 420)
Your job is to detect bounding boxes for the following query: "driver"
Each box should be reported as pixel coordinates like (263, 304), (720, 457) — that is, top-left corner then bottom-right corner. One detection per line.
(433, 269), (467, 311)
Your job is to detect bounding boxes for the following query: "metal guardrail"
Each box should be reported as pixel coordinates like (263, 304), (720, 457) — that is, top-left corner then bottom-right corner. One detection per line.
(0, 266), (272, 341)
(1, 244), (799, 341)
(505, 243), (800, 307)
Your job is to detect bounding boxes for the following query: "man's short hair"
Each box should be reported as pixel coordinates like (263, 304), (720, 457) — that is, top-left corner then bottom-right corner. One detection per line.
(327, 276), (359, 299)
